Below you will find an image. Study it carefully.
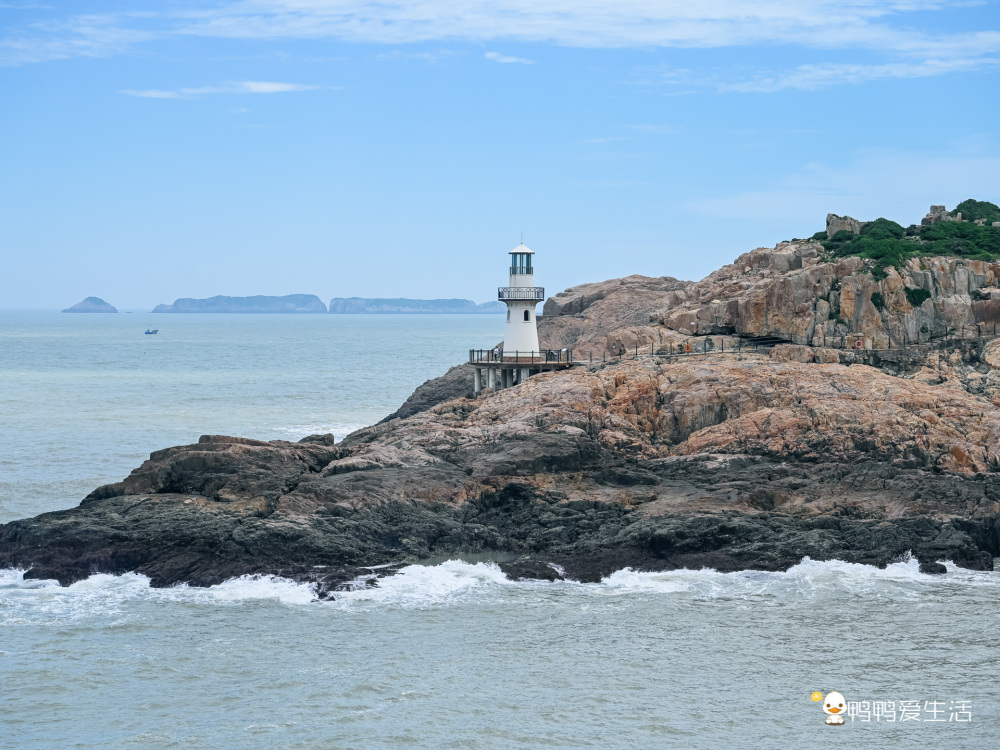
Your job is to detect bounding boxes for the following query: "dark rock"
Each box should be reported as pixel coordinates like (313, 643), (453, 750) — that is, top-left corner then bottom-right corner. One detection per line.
(378, 364), (475, 422)
(299, 433), (337, 446)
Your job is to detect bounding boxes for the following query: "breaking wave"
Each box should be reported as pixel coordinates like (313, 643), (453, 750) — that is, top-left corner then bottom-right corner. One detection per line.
(2, 557), (997, 622)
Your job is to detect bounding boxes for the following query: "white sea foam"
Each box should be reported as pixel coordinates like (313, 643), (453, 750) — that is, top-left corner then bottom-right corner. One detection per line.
(593, 555), (1000, 604)
(169, 574), (318, 605)
(330, 560), (513, 608)
(0, 569), (318, 624)
(2, 557), (997, 620)
(270, 422), (370, 441)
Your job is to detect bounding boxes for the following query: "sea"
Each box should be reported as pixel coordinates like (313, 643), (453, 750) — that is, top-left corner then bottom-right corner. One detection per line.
(1, 310), (997, 749)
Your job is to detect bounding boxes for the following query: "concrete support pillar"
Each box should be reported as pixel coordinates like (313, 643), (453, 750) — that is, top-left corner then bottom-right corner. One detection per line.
(520, 367), (530, 383)
(503, 369), (512, 388)
(487, 368), (495, 390)
(474, 368), (482, 396)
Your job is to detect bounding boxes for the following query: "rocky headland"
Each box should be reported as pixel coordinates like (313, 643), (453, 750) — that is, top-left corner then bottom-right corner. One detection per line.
(6, 205), (1000, 594)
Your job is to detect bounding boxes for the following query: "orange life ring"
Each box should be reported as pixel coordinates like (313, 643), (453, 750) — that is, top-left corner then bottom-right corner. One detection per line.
(683, 342), (693, 353)
(854, 338), (864, 349)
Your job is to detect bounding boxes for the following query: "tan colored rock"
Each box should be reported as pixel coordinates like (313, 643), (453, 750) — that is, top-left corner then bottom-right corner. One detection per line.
(363, 356), (1000, 478)
(984, 339), (1000, 368)
(826, 213), (864, 237)
(770, 344), (814, 363)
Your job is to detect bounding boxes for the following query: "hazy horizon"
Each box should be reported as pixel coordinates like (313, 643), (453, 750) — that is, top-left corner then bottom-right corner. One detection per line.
(2, 1), (998, 309)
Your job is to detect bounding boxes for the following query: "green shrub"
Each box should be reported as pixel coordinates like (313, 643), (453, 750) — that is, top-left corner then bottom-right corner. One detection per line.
(951, 199), (1000, 224)
(905, 287), (931, 307)
(921, 222), (1000, 258)
(862, 218), (905, 240)
(870, 291), (885, 309)
(811, 231), (828, 241)
(810, 200), (1000, 268)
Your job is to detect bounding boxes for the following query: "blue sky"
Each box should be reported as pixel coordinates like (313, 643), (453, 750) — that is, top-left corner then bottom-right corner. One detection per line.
(1, 1), (998, 310)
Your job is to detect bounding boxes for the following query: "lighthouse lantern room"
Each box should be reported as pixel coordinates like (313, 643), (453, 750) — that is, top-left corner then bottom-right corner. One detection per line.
(498, 242), (543, 355)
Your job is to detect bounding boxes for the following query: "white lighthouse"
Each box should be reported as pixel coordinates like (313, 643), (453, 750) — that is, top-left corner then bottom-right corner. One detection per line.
(471, 243), (572, 395)
(499, 242), (544, 357)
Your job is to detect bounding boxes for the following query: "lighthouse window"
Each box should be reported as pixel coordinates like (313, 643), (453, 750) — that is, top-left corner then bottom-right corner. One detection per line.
(511, 253), (532, 275)
(523, 310), (530, 322)
(507, 310), (510, 322)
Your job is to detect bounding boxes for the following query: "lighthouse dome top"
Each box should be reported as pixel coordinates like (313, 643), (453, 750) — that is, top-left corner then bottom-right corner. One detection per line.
(509, 242), (534, 255)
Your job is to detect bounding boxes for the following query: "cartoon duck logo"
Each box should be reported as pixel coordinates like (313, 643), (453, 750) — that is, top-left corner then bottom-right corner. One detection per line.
(821, 691), (847, 725)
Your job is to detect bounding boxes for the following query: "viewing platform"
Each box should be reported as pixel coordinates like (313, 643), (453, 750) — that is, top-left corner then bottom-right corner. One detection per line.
(469, 348), (578, 394)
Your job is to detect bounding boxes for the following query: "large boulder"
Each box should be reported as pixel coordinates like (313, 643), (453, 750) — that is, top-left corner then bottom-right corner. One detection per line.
(826, 213), (864, 238)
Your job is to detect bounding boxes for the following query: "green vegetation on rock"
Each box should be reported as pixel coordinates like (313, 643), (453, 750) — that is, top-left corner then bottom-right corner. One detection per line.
(905, 288), (931, 308)
(920, 221), (1000, 258)
(950, 199), (1000, 224)
(822, 199), (1000, 272)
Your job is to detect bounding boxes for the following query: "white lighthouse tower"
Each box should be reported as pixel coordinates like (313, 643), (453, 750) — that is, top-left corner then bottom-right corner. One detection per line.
(499, 242), (544, 357)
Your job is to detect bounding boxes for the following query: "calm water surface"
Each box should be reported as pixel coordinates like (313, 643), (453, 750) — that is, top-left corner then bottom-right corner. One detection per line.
(1, 312), (997, 749)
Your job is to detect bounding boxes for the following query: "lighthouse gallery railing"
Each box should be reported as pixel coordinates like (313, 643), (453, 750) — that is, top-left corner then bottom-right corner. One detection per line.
(469, 348), (574, 364)
(498, 286), (545, 301)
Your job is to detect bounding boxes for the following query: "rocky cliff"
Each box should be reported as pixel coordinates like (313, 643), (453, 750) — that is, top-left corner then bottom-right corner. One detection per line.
(540, 241), (1000, 355)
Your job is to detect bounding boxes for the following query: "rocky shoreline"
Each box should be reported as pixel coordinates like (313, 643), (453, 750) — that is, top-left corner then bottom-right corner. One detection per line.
(2, 353), (998, 595)
(6, 234), (1000, 594)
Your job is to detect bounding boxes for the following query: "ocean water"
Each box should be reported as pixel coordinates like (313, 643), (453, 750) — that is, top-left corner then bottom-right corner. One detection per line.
(0, 311), (501, 523)
(1, 312), (998, 749)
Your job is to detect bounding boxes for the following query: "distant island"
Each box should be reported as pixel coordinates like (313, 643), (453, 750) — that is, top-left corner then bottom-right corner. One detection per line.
(149, 295), (504, 313)
(152, 295), (328, 313)
(329, 298), (504, 313)
(62, 297), (117, 313)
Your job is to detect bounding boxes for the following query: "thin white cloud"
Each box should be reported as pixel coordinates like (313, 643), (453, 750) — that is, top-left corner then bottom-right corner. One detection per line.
(1, 1), (997, 93)
(719, 55), (1000, 93)
(120, 80), (318, 98)
(168, 1), (995, 54)
(484, 51), (533, 64)
(0, 14), (151, 65)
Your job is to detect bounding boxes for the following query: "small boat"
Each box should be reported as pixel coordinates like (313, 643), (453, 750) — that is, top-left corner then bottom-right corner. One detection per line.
(145, 329), (158, 335)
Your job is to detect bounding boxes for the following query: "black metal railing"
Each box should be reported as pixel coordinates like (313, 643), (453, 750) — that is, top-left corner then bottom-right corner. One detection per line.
(498, 286), (545, 301)
(470, 348), (574, 364)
